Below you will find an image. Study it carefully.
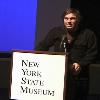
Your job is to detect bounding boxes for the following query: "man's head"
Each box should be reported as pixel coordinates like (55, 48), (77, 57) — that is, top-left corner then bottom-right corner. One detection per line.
(62, 8), (81, 31)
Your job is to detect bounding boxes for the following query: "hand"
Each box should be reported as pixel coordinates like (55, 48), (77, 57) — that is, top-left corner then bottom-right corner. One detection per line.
(72, 63), (81, 75)
(72, 63), (81, 71)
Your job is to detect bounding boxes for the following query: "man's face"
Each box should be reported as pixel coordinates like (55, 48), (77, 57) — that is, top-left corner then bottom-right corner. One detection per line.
(64, 13), (78, 31)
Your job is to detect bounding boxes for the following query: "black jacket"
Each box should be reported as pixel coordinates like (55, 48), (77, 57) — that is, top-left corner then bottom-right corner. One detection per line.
(35, 26), (97, 68)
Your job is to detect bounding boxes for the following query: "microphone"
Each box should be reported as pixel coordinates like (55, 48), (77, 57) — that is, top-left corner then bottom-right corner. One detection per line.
(60, 35), (69, 53)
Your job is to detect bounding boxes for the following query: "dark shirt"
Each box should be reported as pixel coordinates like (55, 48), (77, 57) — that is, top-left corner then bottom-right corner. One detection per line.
(35, 26), (97, 69)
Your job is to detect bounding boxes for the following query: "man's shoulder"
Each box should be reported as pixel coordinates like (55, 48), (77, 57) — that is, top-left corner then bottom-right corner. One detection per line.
(84, 28), (94, 32)
(79, 28), (97, 40)
(48, 26), (65, 35)
(81, 28), (95, 35)
(49, 26), (64, 31)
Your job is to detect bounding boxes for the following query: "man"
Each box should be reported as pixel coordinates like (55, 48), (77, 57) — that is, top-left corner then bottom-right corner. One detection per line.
(35, 8), (97, 100)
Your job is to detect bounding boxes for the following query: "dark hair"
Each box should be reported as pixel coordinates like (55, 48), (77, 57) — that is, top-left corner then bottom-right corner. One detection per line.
(61, 8), (81, 23)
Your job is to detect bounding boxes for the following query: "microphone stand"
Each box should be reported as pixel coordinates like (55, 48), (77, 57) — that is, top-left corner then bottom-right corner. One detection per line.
(63, 41), (71, 100)
(63, 42), (67, 53)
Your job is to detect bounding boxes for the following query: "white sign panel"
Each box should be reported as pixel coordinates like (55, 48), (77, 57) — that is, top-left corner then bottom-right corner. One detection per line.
(10, 51), (66, 100)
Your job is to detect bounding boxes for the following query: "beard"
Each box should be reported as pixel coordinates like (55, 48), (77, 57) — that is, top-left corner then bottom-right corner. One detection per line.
(67, 24), (78, 34)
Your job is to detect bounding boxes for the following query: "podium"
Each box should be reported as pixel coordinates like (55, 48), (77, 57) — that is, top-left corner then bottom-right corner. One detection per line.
(10, 50), (68, 100)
